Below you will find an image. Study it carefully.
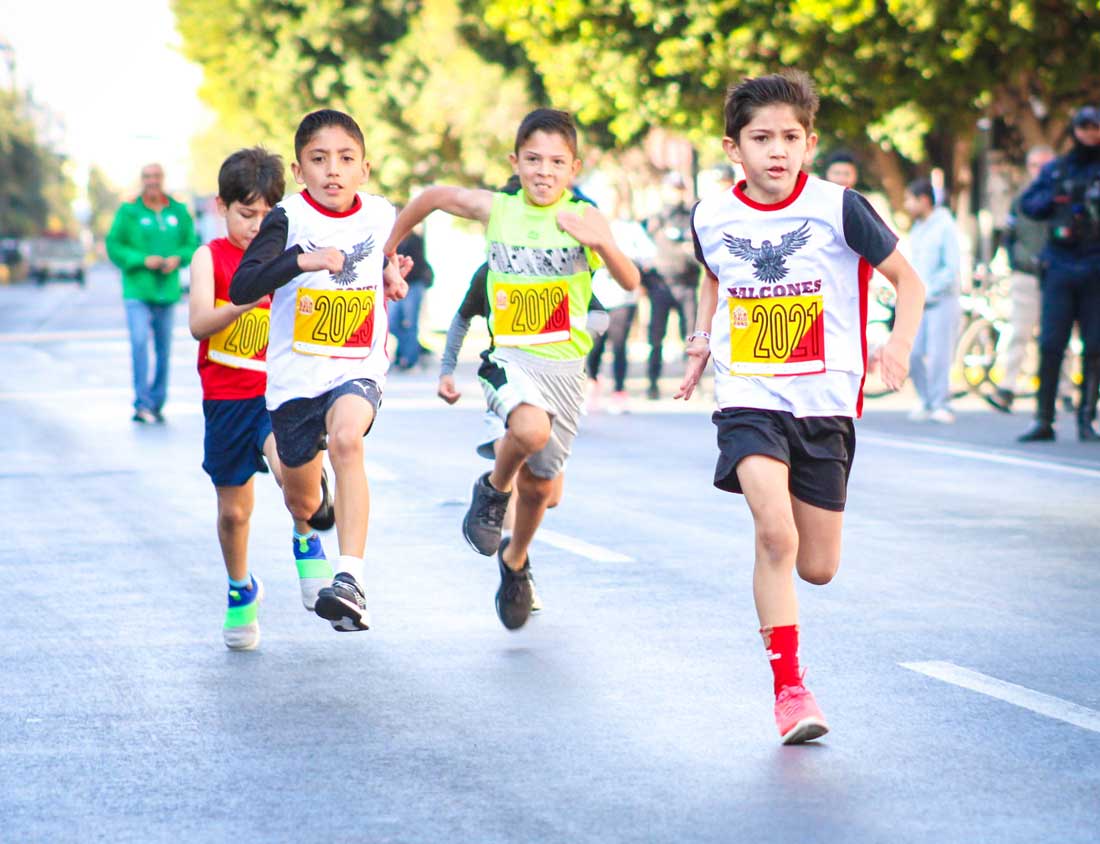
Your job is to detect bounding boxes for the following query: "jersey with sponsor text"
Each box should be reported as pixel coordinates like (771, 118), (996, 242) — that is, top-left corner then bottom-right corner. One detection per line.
(197, 237), (270, 400)
(263, 191), (394, 410)
(691, 173), (897, 417)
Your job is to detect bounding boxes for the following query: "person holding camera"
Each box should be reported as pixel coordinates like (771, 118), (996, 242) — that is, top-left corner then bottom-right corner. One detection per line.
(1017, 106), (1100, 442)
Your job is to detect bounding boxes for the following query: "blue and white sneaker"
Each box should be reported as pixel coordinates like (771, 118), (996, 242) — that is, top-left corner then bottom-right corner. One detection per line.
(293, 532), (333, 611)
(223, 576), (263, 651)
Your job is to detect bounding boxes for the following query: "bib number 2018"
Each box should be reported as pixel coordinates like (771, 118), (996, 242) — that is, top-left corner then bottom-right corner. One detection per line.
(729, 294), (825, 376)
(493, 280), (570, 346)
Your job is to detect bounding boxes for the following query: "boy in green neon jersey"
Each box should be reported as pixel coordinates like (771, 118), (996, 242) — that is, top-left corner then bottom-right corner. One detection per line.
(385, 108), (639, 631)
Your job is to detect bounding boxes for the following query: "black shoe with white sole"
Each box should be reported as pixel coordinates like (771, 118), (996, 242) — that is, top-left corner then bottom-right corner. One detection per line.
(495, 538), (533, 631)
(314, 572), (370, 632)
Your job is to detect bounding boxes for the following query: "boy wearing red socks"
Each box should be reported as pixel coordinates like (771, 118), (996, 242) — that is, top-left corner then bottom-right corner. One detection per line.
(676, 71), (924, 743)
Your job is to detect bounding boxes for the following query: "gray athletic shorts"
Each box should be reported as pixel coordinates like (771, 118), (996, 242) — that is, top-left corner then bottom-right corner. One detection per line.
(477, 347), (585, 479)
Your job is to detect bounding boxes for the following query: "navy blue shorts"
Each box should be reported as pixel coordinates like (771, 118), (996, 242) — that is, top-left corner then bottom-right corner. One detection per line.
(712, 408), (856, 512)
(269, 378), (381, 468)
(202, 396), (272, 487)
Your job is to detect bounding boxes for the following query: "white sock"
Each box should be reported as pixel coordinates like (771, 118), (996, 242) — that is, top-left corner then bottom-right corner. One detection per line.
(335, 554), (364, 583)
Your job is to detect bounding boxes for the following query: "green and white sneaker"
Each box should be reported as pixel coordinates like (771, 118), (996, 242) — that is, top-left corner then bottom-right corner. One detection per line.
(223, 576), (263, 651)
(294, 532), (333, 611)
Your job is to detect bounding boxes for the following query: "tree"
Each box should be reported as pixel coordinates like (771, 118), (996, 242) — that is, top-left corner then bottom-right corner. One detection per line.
(173, 0), (541, 198)
(87, 166), (120, 242)
(480, 0), (1100, 211)
(0, 88), (74, 236)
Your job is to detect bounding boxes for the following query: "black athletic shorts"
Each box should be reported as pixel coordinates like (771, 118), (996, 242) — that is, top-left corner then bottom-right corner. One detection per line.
(269, 378), (381, 468)
(712, 407), (856, 512)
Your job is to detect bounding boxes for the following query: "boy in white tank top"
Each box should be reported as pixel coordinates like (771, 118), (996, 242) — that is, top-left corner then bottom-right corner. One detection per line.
(676, 71), (925, 744)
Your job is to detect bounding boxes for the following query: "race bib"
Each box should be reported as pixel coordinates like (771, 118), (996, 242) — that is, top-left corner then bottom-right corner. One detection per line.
(207, 299), (268, 372)
(292, 287), (375, 358)
(491, 278), (570, 346)
(728, 293), (825, 376)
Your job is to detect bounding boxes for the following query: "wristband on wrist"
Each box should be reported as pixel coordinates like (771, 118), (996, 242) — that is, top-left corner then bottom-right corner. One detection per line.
(687, 330), (710, 342)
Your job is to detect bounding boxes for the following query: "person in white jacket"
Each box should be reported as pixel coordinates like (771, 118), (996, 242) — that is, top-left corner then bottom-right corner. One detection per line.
(904, 178), (961, 423)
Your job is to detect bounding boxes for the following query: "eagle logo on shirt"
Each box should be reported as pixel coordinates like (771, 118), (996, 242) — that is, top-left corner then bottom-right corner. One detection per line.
(306, 235), (375, 287)
(723, 221), (811, 284)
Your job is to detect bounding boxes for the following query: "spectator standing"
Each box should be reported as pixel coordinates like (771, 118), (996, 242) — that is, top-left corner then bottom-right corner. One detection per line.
(823, 150), (860, 189)
(644, 173), (699, 400)
(904, 178), (962, 423)
(1018, 106), (1100, 442)
(390, 227), (434, 371)
(987, 146), (1065, 413)
(106, 163), (199, 423)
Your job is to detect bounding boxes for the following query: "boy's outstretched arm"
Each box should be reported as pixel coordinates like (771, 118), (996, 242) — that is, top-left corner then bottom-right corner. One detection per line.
(385, 186), (494, 256)
(674, 269), (717, 400)
(871, 249), (925, 391)
(556, 206), (641, 291)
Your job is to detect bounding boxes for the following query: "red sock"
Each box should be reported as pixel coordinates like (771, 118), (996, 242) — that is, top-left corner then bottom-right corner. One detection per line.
(761, 624), (801, 696)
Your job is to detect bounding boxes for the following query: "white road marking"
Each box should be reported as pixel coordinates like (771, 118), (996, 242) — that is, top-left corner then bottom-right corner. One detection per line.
(900, 660), (1100, 734)
(364, 462), (397, 482)
(534, 528), (633, 563)
(861, 433), (1100, 479)
(0, 327), (193, 343)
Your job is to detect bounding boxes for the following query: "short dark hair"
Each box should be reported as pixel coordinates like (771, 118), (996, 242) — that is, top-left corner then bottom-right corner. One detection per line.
(724, 70), (819, 142)
(218, 147), (285, 207)
(825, 150), (858, 168)
(515, 108), (578, 158)
(294, 109), (366, 160)
(906, 177), (935, 204)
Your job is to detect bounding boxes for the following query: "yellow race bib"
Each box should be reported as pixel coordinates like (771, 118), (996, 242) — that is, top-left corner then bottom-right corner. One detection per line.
(490, 279), (570, 346)
(207, 299), (268, 372)
(293, 288), (375, 358)
(729, 293), (825, 376)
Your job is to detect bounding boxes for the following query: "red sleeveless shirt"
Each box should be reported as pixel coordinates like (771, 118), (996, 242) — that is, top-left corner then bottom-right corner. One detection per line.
(197, 238), (269, 400)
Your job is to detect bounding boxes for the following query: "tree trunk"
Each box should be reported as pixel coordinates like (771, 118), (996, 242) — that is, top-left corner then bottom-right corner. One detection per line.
(866, 143), (907, 215)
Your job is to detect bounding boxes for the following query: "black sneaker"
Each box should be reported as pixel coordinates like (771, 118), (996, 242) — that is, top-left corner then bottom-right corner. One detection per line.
(462, 472), (511, 555)
(1018, 422), (1056, 442)
(131, 408), (156, 424)
(314, 572), (370, 631)
(307, 467), (336, 531)
(495, 537), (533, 631)
(646, 384), (660, 401)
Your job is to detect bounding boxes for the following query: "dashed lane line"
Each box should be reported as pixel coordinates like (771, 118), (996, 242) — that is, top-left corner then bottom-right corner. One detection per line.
(861, 433), (1100, 479)
(900, 660), (1100, 735)
(534, 528), (634, 563)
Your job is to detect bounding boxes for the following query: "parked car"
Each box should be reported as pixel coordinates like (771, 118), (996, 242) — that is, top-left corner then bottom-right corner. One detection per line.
(27, 235), (86, 285)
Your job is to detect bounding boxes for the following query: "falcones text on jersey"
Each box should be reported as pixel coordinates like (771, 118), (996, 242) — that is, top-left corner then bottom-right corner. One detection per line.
(258, 191), (395, 410)
(692, 173), (897, 418)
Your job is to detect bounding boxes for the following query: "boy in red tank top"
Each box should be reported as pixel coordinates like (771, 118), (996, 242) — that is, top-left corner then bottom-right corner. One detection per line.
(189, 148), (334, 650)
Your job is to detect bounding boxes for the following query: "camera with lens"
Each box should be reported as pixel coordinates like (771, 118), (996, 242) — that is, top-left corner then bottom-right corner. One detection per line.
(1050, 170), (1100, 247)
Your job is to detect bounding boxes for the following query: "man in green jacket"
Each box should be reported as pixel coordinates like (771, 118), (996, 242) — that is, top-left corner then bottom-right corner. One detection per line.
(106, 163), (199, 423)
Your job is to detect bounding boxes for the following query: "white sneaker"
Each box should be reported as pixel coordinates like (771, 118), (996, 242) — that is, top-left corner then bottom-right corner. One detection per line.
(929, 408), (956, 424)
(907, 406), (930, 422)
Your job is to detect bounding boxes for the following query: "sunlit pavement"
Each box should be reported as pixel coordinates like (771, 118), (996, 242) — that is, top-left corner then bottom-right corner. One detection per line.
(1, 266), (1097, 843)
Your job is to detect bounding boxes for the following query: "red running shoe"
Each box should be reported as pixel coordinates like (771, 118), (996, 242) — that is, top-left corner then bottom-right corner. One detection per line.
(774, 684), (830, 744)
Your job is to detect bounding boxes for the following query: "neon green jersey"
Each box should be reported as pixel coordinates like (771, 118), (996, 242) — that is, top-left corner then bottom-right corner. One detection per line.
(484, 191), (602, 361)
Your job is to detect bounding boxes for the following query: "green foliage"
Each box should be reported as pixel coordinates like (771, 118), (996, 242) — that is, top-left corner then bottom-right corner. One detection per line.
(481, 0), (1100, 172)
(174, 0), (540, 199)
(87, 166), (120, 241)
(0, 89), (73, 236)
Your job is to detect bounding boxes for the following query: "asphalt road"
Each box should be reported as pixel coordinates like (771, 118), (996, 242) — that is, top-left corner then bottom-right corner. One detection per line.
(1, 265), (1098, 843)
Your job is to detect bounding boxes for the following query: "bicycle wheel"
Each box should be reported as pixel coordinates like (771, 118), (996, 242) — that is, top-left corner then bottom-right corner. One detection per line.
(863, 317), (894, 399)
(954, 317), (1000, 397)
